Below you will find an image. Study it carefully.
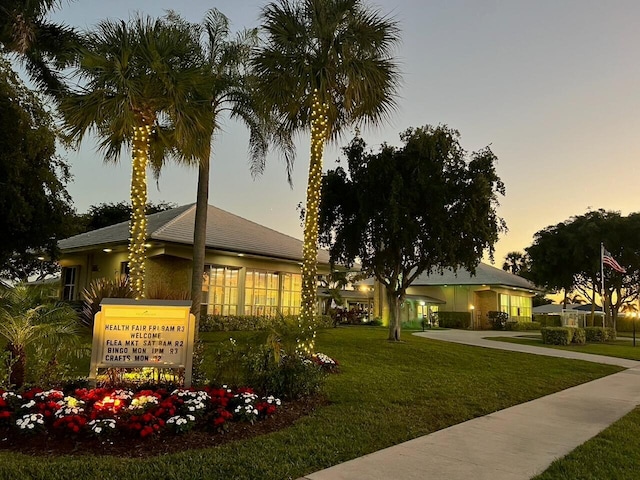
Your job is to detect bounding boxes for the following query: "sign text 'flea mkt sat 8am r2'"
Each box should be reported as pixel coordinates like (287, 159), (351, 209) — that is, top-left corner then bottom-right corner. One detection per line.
(89, 299), (196, 387)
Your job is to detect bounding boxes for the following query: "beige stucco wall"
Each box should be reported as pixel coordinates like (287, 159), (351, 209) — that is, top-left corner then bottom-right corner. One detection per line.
(58, 244), (321, 311)
(374, 282), (534, 329)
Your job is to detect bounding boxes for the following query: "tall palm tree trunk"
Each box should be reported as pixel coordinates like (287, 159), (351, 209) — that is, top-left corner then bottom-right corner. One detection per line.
(190, 150), (211, 334)
(129, 122), (152, 299)
(299, 93), (329, 353)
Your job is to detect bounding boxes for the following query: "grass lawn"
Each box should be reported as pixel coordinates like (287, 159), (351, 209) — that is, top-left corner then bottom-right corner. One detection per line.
(0, 328), (622, 480)
(489, 335), (640, 361)
(534, 406), (640, 480)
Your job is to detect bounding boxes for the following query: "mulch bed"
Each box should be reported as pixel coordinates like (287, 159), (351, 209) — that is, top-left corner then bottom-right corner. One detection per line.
(0, 395), (328, 458)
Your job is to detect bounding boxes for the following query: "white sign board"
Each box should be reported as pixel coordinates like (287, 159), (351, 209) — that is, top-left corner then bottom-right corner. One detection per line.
(89, 299), (196, 386)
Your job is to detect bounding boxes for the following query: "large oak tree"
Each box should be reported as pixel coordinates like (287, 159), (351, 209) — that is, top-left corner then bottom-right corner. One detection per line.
(319, 126), (505, 341)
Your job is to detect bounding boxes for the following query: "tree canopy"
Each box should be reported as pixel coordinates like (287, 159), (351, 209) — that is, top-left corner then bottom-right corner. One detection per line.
(319, 125), (505, 340)
(61, 14), (211, 298)
(75, 201), (176, 233)
(0, 57), (74, 282)
(0, 0), (79, 98)
(525, 210), (640, 322)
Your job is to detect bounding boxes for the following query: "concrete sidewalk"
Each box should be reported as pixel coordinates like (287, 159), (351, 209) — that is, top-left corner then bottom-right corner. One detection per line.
(299, 330), (640, 480)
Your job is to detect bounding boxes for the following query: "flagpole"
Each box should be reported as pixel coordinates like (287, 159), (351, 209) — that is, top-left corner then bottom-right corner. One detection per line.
(601, 243), (605, 329)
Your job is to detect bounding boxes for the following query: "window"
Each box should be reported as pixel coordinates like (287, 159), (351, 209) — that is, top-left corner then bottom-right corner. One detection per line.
(499, 294), (531, 320)
(280, 273), (302, 315)
(245, 270), (279, 316)
(499, 294), (509, 314)
(120, 261), (130, 277)
(62, 267), (77, 301)
(202, 266), (239, 316)
(509, 295), (531, 320)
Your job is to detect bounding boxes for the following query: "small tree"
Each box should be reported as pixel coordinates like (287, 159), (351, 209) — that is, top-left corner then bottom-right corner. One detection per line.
(0, 58), (75, 281)
(319, 126), (505, 341)
(0, 284), (83, 388)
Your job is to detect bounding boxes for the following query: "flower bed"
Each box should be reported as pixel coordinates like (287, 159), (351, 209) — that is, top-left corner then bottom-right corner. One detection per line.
(0, 385), (281, 440)
(311, 352), (340, 373)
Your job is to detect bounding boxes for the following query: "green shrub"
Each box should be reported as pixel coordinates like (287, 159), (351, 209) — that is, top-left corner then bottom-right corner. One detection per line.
(488, 311), (509, 330)
(541, 327), (574, 345)
(401, 319), (424, 330)
(505, 321), (541, 331)
(535, 315), (562, 327)
(437, 312), (471, 329)
(585, 327), (605, 342)
(243, 346), (326, 400)
(200, 314), (332, 332)
(571, 327), (586, 345)
(368, 317), (383, 327)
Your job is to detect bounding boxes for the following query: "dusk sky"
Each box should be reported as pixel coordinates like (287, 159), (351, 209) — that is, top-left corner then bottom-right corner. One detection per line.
(49, 0), (640, 266)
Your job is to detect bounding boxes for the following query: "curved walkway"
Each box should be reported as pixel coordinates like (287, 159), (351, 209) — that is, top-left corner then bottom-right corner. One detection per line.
(300, 330), (640, 480)
(416, 329), (640, 368)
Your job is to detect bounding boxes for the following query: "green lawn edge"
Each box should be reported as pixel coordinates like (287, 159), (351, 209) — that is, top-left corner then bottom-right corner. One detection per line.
(533, 406), (640, 480)
(488, 335), (640, 361)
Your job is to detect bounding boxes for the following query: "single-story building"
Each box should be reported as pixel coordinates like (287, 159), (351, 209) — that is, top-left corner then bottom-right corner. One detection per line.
(58, 203), (333, 317)
(369, 263), (540, 328)
(57, 203), (539, 329)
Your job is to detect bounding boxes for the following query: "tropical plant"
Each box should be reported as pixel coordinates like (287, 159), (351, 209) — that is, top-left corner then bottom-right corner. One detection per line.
(159, 10), (282, 328)
(61, 14), (211, 299)
(0, 0), (79, 97)
(80, 276), (134, 329)
(253, 0), (401, 350)
(502, 251), (528, 275)
(0, 284), (84, 388)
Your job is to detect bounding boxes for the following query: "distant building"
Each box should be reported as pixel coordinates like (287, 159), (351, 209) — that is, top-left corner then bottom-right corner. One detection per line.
(57, 204), (539, 328)
(370, 263), (540, 328)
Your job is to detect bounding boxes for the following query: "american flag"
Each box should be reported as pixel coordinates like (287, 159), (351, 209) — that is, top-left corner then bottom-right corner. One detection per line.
(603, 247), (626, 274)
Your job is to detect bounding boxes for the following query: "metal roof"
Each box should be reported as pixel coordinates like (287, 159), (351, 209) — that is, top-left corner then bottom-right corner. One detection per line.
(59, 204), (330, 264)
(411, 262), (539, 291)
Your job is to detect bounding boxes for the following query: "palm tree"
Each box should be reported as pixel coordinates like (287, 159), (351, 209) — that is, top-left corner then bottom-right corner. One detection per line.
(0, 283), (82, 388)
(61, 15), (211, 299)
(158, 10), (287, 326)
(0, 0), (79, 97)
(502, 251), (527, 275)
(253, 0), (401, 349)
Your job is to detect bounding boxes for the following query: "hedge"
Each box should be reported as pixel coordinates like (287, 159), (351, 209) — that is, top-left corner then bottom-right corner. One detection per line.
(571, 327), (586, 345)
(534, 315), (562, 327)
(541, 327), (574, 345)
(584, 327), (617, 342)
(199, 314), (333, 332)
(505, 321), (541, 331)
(437, 311), (471, 329)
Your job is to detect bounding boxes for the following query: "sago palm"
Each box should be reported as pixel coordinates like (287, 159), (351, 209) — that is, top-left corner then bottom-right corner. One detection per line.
(61, 15), (211, 299)
(0, 283), (82, 388)
(253, 0), (400, 349)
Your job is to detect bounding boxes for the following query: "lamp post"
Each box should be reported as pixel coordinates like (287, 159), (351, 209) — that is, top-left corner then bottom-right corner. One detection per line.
(470, 305), (475, 329)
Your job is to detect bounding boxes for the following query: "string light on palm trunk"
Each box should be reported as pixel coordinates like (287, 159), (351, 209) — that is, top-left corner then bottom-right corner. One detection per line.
(299, 90), (329, 354)
(128, 122), (152, 300)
